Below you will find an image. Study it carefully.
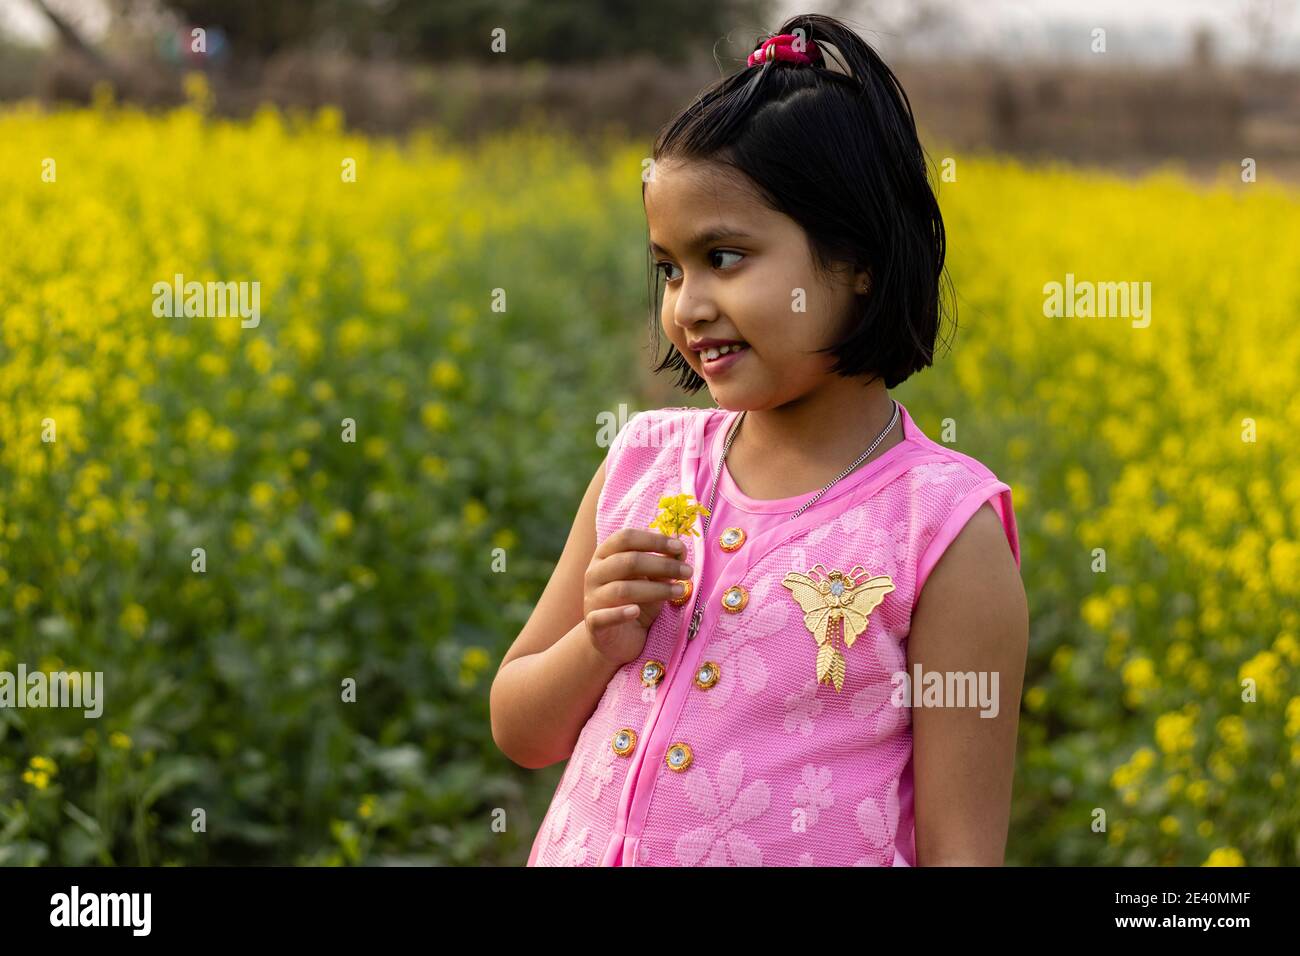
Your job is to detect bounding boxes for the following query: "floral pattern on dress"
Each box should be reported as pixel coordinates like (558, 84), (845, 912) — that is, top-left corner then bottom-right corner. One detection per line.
(587, 742), (615, 802)
(783, 678), (825, 736)
(537, 799), (591, 867)
(851, 677), (909, 741)
(703, 576), (785, 709)
(852, 781), (901, 865)
(863, 516), (914, 570)
(674, 749), (771, 866)
(585, 675), (627, 801)
(792, 764), (835, 828)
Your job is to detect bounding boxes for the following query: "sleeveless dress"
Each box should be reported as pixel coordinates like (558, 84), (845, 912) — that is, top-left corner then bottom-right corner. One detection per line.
(527, 401), (1020, 866)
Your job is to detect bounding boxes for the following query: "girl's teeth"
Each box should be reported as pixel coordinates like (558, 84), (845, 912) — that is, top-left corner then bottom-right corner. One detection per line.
(703, 344), (747, 360)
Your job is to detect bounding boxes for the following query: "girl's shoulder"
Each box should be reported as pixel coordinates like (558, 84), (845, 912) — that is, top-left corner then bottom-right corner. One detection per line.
(605, 405), (719, 460)
(895, 406), (1006, 487)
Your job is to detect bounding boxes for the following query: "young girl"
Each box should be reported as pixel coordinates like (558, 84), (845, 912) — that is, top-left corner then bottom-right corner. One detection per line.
(492, 13), (1027, 867)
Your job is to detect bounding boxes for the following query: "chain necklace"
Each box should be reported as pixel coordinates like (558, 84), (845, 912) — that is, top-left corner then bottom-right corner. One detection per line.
(685, 398), (901, 641)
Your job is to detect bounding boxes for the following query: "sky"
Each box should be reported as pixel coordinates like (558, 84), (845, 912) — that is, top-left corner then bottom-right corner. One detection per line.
(4, 0), (1300, 64)
(781, 0), (1300, 63)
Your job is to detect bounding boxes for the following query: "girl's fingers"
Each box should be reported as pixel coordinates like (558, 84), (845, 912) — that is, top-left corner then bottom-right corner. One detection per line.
(596, 528), (685, 560)
(592, 578), (681, 608)
(589, 550), (692, 588)
(587, 604), (640, 631)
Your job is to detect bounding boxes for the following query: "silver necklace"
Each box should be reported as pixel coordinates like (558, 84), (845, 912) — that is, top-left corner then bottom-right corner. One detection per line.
(684, 398), (900, 641)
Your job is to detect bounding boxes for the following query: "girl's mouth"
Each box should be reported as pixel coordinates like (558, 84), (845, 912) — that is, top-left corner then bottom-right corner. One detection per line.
(699, 343), (749, 376)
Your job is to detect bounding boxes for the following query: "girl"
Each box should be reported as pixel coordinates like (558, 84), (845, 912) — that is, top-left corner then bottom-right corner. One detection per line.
(492, 13), (1027, 867)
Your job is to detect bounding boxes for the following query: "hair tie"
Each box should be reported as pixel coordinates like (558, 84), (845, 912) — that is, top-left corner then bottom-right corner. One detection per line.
(747, 33), (822, 68)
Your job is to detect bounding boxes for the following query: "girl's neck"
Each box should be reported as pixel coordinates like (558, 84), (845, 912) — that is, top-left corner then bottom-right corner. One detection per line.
(721, 384), (902, 503)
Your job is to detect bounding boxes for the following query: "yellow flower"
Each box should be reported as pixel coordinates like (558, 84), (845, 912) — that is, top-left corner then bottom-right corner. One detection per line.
(363, 436), (388, 460)
(14, 584), (42, 614)
(119, 602), (148, 639)
(22, 755), (58, 789)
(1155, 710), (1197, 754)
(250, 481), (276, 510)
(1121, 655), (1159, 707)
(30, 755), (57, 774)
(1202, 847), (1245, 867)
(330, 510), (354, 537)
(421, 402), (449, 432)
(462, 499), (488, 529)
(429, 359), (462, 390)
(1023, 686), (1047, 711)
(459, 646), (491, 687)
(1286, 697), (1300, 738)
(1216, 715), (1247, 752)
(358, 794), (376, 819)
(1275, 632), (1300, 666)
(1239, 650), (1283, 702)
(232, 520), (255, 552)
(110, 731), (132, 750)
(1080, 594), (1113, 631)
(648, 493), (709, 539)
(210, 426), (238, 455)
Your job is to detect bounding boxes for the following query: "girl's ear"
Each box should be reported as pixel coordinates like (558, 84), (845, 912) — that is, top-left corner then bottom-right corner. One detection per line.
(854, 268), (872, 295)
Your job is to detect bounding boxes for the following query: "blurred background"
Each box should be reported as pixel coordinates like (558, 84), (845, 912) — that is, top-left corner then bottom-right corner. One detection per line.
(0, 0), (1297, 866)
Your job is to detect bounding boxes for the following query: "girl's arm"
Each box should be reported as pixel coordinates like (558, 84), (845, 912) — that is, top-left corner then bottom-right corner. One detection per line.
(490, 459), (623, 769)
(908, 501), (1029, 865)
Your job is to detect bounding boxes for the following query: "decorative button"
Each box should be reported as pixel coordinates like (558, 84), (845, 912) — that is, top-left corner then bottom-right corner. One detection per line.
(719, 527), (746, 551)
(641, 659), (666, 687)
(665, 742), (693, 772)
(612, 728), (637, 756)
(721, 584), (749, 612)
(669, 578), (693, 606)
(694, 661), (720, 689)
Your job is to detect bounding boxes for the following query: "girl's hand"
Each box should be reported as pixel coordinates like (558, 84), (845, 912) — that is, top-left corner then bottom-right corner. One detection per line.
(583, 529), (693, 666)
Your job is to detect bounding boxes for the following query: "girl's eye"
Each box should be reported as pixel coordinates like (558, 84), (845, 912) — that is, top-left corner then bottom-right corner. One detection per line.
(656, 250), (744, 284)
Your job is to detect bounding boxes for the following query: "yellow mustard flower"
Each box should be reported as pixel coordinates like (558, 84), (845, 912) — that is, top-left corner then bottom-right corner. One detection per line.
(1202, 847), (1245, 867)
(648, 494), (709, 539)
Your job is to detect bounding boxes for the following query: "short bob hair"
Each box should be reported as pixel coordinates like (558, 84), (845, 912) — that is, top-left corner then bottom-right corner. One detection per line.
(645, 12), (953, 392)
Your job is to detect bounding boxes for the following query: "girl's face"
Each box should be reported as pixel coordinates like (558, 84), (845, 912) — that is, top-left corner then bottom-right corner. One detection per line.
(644, 156), (867, 410)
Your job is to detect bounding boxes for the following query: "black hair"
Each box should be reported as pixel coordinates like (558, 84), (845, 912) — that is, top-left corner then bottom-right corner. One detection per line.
(643, 12), (954, 392)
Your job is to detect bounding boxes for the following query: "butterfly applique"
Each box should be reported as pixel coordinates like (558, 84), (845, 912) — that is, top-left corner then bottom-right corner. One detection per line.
(781, 564), (895, 692)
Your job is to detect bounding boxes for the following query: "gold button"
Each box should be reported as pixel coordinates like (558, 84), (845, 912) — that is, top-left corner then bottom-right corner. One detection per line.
(694, 661), (720, 689)
(669, 578), (693, 606)
(665, 742), (693, 772)
(719, 527), (746, 551)
(641, 659), (666, 687)
(721, 584), (748, 612)
(612, 728), (637, 756)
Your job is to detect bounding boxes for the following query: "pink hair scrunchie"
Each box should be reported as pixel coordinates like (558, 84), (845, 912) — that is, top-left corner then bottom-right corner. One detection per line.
(746, 33), (822, 67)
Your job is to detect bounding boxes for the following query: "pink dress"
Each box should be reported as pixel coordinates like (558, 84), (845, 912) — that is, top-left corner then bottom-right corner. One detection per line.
(526, 401), (1020, 866)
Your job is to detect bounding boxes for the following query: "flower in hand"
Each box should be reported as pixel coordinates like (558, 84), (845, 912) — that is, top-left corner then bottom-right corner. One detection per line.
(648, 493), (710, 539)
